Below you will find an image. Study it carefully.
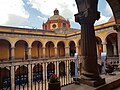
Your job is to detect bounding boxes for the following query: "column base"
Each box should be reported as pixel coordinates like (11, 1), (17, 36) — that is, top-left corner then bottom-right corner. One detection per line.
(80, 77), (105, 87)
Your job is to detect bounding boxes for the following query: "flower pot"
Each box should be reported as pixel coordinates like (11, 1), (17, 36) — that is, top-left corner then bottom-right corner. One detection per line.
(48, 82), (61, 90)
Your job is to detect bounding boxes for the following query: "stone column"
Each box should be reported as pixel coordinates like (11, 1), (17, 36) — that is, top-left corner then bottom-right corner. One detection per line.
(76, 46), (79, 54)
(54, 62), (57, 74)
(42, 62), (47, 89)
(54, 47), (58, 58)
(102, 42), (107, 53)
(28, 64), (32, 90)
(65, 47), (70, 57)
(42, 47), (46, 58)
(98, 44), (102, 58)
(11, 66), (15, 90)
(42, 63), (45, 81)
(57, 61), (59, 77)
(74, 5), (105, 86)
(66, 60), (69, 84)
(112, 43), (117, 56)
(11, 47), (15, 60)
(28, 47), (32, 59)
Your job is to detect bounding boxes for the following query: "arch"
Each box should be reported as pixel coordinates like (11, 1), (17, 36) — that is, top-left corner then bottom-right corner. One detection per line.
(15, 65), (28, 86)
(104, 30), (117, 41)
(0, 67), (11, 88)
(15, 65), (28, 75)
(106, 0), (120, 24)
(31, 41), (43, 59)
(33, 64), (43, 82)
(0, 37), (12, 46)
(45, 41), (55, 58)
(15, 40), (28, 60)
(69, 41), (76, 57)
(70, 62), (75, 77)
(47, 63), (55, 79)
(59, 62), (65, 77)
(31, 40), (43, 47)
(106, 33), (118, 56)
(57, 41), (65, 57)
(0, 39), (11, 61)
(14, 39), (29, 46)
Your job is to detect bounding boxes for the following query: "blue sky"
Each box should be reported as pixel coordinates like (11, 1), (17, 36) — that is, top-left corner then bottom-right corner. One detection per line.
(0, 0), (113, 29)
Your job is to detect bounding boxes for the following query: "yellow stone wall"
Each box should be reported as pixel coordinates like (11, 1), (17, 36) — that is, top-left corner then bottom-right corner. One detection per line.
(0, 21), (117, 60)
(15, 42), (25, 59)
(0, 41), (9, 60)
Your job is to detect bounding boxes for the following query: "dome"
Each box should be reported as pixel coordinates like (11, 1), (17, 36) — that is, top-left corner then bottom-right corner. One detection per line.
(108, 16), (115, 22)
(49, 8), (66, 21)
(49, 15), (66, 20)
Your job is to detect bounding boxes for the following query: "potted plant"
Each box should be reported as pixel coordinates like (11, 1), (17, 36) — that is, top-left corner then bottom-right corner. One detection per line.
(48, 74), (61, 90)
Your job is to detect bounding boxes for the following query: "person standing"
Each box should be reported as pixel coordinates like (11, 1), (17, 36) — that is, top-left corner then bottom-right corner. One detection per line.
(101, 52), (107, 74)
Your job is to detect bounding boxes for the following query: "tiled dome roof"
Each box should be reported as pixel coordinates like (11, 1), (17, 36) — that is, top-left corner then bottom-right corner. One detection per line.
(49, 15), (65, 20)
(49, 8), (65, 21)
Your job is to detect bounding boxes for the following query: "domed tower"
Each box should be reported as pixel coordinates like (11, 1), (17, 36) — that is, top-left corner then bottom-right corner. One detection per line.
(42, 8), (70, 30)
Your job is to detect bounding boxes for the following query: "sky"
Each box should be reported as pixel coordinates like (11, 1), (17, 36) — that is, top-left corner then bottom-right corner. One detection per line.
(0, 0), (113, 29)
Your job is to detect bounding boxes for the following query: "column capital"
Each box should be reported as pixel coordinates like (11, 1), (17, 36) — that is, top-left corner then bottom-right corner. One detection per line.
(65, 46), (69, 48)
(11, 47), (15, 49)
(54, 47), (57, 49)
(42, 47), (46, 49)
(102, 42), (107, 45)
(75, 45), (79, 48)
(28, 47), (32, 49)
(74, 10), (100, 24)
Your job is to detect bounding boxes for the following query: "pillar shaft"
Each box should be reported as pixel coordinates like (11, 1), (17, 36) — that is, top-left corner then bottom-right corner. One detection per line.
(80, 22), (99, 78)
(74, 2), (105, 86)
(11, 47), (15, 60)
(65, 47), (69, 57)
(76, 46), (79, 54)
(54, 47), (58, 57)
(102, 42), (107, 53)
(113, 44), (117, 56)
(11, 66), (15, 90)
(28, 47), (31, 59)
(28, 64), (32, 90)
(43, 47), (46, 58)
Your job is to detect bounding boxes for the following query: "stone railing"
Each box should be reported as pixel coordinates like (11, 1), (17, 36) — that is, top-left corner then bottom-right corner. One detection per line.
(0, 57), (81, 90)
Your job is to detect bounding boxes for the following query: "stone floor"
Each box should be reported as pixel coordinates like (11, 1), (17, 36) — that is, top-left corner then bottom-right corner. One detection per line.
(61, 71), (120, 90)
(61, 84), (94, 90)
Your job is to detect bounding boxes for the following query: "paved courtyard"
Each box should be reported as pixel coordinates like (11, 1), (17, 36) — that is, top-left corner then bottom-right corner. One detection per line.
(62, 71), (120, 90)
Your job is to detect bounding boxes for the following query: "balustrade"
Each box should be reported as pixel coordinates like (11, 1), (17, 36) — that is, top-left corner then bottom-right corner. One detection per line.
(0, 57), (81, 90)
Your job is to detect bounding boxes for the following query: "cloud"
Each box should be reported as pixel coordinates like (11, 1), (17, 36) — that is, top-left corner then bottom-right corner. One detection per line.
(0, 0), (29, 25)
(95, 15), (110, 25)
(37, 16), (47, 22)
(17, 25), (33, 29)
(29, 0), (78, 20)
